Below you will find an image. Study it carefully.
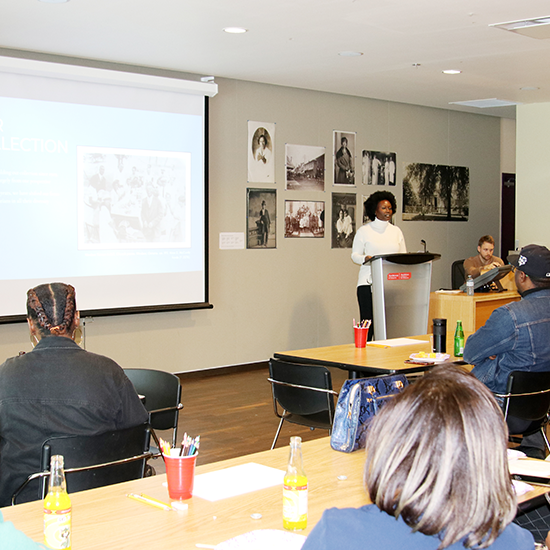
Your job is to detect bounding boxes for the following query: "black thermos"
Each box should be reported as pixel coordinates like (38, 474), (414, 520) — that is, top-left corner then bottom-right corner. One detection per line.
(432, 318), (447, 353)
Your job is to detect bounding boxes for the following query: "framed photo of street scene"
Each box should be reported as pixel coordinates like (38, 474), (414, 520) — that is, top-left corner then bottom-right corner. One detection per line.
(285, 144), (325, 191)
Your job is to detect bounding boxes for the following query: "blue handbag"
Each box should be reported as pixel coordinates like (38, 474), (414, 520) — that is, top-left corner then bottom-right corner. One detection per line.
(330, 375), (408, 453)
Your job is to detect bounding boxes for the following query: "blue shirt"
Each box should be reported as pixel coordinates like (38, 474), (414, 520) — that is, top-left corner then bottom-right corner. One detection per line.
(301, 505), (534, 550)
(0, 510), (46, 549)
(463, 288), (550, 393)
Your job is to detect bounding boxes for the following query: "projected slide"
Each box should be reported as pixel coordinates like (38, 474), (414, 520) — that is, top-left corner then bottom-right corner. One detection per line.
(0, 85), (206, 318)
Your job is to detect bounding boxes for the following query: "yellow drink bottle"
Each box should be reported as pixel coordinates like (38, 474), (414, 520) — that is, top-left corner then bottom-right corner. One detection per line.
(283, 436), (307, 531)
(44, 455), (71, 550)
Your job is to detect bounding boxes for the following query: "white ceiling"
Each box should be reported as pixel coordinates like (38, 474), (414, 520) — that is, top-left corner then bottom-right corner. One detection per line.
(3, 0), (550, 118)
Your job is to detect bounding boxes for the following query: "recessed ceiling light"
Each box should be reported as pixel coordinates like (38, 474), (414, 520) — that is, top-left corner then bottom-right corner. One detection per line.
(38, 0), (69, 3)
(223, 27), (247, 34)
(449, 98), (521, 108)
(443, 70), (462, 75)
(490, 16), (550, 39)
(338, 51), (363, 57)
(520, 86), (539, 91)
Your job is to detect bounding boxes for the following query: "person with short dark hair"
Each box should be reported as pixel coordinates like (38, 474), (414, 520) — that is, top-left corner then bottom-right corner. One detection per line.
(351, 191), (406, 339)
(464, 244), (550, 458)
(463, 234), (504, 278)
(302, 365), (535, 549)
(335, 137), (353, 183)
(0, 283), (148, 506)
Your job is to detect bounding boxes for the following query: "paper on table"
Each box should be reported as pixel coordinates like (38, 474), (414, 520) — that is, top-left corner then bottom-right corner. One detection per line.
(512, 479), (534, 496)
(509, 458), (550, 478)
(215, 529), (306, 550)
(193, 463), (284, 502)
(368, 338), (427, 347)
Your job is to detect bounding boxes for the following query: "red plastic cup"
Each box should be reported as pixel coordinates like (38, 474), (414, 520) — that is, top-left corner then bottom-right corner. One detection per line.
(165, 453), (197, 500)
(354, 326), (369, 348)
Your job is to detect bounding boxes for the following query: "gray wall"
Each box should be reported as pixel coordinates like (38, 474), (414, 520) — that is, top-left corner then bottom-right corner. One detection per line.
(0, 75), (501, 373)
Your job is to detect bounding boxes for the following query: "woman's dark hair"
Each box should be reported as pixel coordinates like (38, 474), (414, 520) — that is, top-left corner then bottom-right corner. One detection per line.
(364, 191), (397, 221)
(26, 283), (77, 337)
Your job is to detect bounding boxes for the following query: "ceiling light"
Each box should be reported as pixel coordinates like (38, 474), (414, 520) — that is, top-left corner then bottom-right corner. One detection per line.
(223, 27), (247, 34)
(449, 98), (521, 108)
(490, 16), (550, 39)
(338, 51), (363, 57)
(520, 86), (539, 91)
(38, 0), (69, 3)
(443, 70), (461, 75)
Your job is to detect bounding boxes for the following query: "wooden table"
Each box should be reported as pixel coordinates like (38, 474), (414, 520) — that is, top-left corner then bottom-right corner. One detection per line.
(1, 437), (369, 549)
(2, 436), (544, 548)
(275, 333), (467, 378)
(428, 290), (520, 333)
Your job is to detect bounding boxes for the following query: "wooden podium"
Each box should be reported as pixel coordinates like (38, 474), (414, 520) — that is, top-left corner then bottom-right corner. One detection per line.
(428, 290), (520, 333)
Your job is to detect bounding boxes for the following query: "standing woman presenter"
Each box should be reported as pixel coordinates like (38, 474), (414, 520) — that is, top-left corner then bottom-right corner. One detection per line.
(351, 191), (406, 340)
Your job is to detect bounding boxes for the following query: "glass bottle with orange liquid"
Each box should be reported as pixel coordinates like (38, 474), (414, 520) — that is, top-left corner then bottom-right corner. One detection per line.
(283, 436), (308, 530)
(44, 455), (71, 549)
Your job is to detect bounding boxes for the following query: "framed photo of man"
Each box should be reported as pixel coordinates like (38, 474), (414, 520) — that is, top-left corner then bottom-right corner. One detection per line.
(247, 188), (276, 249)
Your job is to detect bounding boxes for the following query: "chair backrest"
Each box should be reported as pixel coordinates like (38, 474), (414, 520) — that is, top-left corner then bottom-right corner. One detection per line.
(13, 422), (152, 504)
(268, 358), (335, 417)
(451, 259), (466, 289)
(124, 369), (182, 435)
(503, 370), (550, 421)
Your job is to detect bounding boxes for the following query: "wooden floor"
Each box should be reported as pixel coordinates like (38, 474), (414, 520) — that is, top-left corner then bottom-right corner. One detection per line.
(152, 364), (349, 474)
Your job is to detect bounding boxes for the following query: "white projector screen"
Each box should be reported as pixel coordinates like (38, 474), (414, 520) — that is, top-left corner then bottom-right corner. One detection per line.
(0, 58), (214, 322)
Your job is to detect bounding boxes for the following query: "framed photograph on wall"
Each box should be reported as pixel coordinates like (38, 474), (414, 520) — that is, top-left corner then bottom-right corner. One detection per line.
(284, 200), (325, 238)
(248, 121), (275, 183)
(247, 188), (276, 248)
(363, 150), (397, 185)
(331, 193), (356, 249)
(402, 162), (469, 221)
(333, 130), (356, 186)
(285, 144), (325, 191)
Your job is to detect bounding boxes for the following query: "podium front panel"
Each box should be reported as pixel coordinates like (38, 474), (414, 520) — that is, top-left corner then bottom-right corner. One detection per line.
(371, 258), (433, 340)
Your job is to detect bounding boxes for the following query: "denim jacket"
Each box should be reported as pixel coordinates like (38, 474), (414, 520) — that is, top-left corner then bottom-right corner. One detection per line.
(463, 288), (550, 393)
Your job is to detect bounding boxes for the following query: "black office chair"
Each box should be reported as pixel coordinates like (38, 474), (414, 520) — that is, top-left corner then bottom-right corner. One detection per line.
(268, 358), (338, 450)
(124, 368), (183, 448)
(12, 422), (154, 505)
(451, 259), (466, 289)
(494, 370), (550, 454)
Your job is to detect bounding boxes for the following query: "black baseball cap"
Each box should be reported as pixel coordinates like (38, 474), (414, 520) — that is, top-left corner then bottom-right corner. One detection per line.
(507, 244), (550, 279)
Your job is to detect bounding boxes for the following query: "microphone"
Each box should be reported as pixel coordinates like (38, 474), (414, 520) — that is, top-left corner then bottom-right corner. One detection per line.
(421, 239), (427, 253)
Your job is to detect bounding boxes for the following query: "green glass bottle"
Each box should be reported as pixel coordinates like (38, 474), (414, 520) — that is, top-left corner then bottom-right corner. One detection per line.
(454, 320), (464, 357)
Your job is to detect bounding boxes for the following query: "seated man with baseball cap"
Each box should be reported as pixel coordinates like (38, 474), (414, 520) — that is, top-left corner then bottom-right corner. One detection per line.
(464, 244), (550, 459)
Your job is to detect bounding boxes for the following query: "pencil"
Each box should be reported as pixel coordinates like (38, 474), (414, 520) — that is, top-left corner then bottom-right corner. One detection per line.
(127, 493), (172, 511)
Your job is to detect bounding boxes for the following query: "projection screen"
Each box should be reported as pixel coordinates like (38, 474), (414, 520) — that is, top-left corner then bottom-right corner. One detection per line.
(0, 56), (216, 323)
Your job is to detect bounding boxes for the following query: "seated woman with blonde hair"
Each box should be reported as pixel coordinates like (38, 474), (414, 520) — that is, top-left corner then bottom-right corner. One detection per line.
(302, 365), (536, 549)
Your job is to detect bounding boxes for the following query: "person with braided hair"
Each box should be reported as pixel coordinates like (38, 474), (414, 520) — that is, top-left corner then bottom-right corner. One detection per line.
(0, 283), (148, 506)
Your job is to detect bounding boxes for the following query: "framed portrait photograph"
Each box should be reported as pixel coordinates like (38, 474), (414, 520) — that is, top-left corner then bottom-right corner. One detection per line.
(247, 188), (276, 248)
(284, 200), (325, 238)
(248, 121), (275, 184)
(331, 193), (356, 249)
(285, 143), (325, 191)
(333, 130), (356, 186)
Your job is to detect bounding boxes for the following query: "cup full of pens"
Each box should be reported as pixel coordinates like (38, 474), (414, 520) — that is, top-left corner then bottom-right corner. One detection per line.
(161, 434), (200, 500)
(353, 319), (371, 348)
